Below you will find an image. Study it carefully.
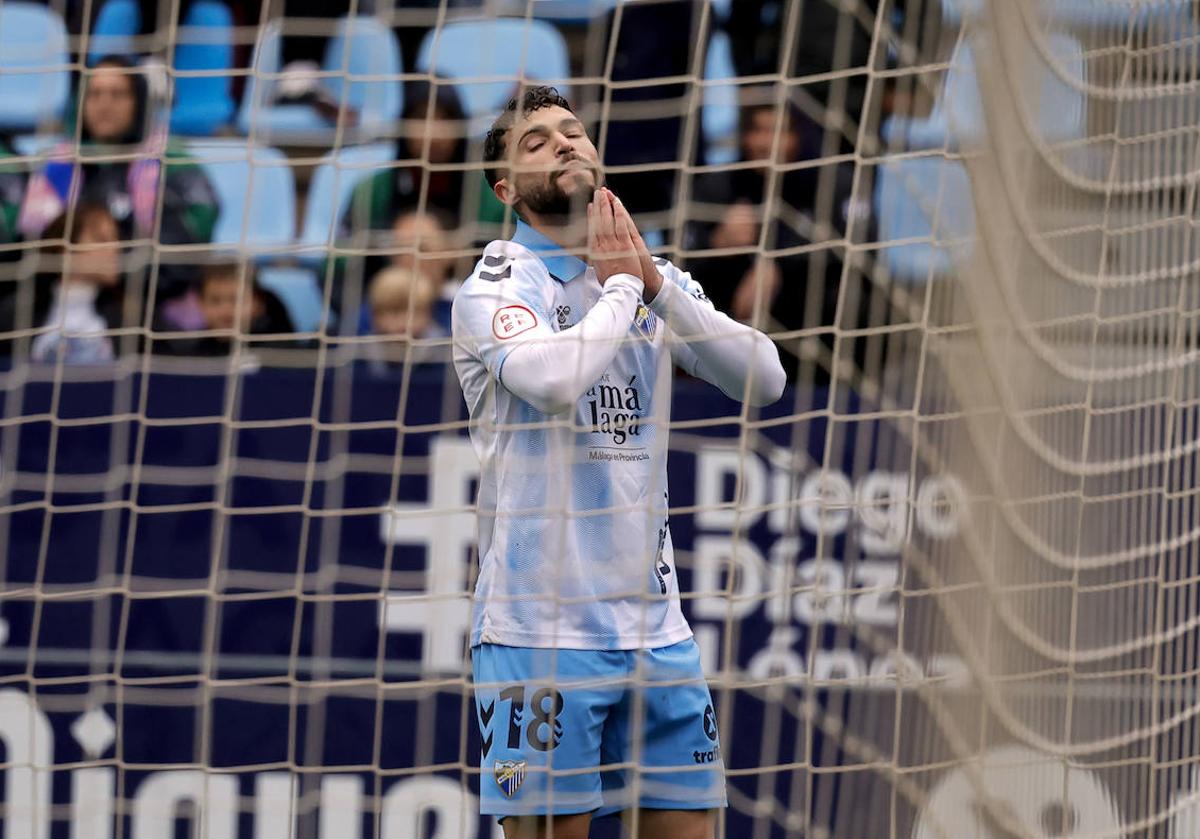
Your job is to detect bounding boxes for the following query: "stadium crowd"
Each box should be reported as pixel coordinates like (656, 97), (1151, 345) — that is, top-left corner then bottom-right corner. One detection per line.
(0, 0), (907, 380)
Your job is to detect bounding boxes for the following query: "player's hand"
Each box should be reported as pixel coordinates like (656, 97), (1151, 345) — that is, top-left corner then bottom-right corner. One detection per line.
(588, 188), (641, 286)
(711, 201), (760, 250)
(609, 191), (664, 303)
(732, 257), (781, 323)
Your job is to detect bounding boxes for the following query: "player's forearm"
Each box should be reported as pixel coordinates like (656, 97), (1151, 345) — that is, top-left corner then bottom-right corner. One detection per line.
(499, 274), (644, 414)
(649, 278), (786, 406)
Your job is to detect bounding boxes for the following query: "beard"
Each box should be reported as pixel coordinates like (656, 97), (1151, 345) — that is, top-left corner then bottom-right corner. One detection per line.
(515, 163), (604, 222)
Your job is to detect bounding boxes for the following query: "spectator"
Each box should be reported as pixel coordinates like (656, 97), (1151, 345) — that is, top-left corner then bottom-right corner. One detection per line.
(18, 55), (219, 300)
(160, 260), (294, 356)
(0, 137), (26, 249)
(349, 207), (459, 334)
(361, 265), (446, 371)
(684, 90), (864, 380)
(602, 0), (700, 214)
(724, 0), (879, 152)
(369, 266), (439, 341)
(339, 80), (502, 237)
(0, 204), (133, 362)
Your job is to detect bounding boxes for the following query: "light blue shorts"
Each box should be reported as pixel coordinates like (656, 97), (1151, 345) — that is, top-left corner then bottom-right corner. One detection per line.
(472, 637), (727, 818)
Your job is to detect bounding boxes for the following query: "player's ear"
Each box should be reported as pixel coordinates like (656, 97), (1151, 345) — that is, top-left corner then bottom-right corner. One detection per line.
(493, 176), (517, 207)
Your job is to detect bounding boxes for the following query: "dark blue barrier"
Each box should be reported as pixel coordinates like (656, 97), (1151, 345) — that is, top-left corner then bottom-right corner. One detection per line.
(0, 360), (970, 838)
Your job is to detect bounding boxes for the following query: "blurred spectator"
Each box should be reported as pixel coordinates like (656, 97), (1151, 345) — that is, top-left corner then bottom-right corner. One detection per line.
(725, 0), (879, 149)
(602, 0), (700, 215)
(361, 265), (446, 371)
(684, 91), (863, 381)
(369, 266), (438, 341)
(159, 260), (294, 356)
(18, 56), (219, 300)
(0, 137), (26, 249)
(335, 81), (487, 327)
(351, 208), (459, 334)
(339, 80), (501, 235)
(0, 204), (133, 362)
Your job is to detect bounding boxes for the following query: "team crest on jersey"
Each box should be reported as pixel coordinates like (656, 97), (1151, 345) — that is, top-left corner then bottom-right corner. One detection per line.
(633, 304), (656, 340)
(494, 759), (527, 798)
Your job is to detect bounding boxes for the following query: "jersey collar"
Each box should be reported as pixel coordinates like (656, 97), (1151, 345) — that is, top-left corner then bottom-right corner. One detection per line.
(512, 220), (588, 283)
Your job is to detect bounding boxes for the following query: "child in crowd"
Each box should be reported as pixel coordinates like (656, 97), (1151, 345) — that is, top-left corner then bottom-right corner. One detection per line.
(160, 261), (294, 356)
(0, 203), (130, 362)
(363, 266), (445, 370)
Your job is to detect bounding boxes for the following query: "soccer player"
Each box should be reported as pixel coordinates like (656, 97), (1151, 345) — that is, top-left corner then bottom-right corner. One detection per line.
(452, 86), (786, 839)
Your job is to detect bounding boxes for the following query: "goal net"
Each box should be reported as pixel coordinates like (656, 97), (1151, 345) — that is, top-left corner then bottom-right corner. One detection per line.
(0, 0), (1194, 836)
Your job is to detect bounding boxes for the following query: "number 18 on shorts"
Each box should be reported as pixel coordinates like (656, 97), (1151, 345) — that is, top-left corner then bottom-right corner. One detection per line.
(472, 639), (728, 818)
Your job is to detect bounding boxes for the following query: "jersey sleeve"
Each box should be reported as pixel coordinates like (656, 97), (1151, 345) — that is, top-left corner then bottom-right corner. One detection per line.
(452, 242), (558, 383)
(651, 258), (787, 406)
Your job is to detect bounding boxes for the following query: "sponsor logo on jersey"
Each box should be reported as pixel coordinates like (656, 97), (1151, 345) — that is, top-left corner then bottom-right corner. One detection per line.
(693, 746), (721, 764)
(492, 306), (538, 340)
(586, 374), (644, 445)
(494, 759), (527, 798)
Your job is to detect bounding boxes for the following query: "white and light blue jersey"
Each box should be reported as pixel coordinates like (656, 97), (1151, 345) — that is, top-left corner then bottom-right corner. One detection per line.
(451, 221), (705, 650)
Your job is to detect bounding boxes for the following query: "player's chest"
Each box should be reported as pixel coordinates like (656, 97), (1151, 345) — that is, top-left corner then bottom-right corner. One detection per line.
(550, 277), (661, 348)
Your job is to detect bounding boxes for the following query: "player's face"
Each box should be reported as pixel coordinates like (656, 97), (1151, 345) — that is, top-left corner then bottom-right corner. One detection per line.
(506, 105), (604, 216)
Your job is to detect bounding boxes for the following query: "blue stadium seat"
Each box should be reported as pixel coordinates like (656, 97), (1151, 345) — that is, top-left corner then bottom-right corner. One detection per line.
(882, 31), (1085, 150)
(945, 0), (1196, 32)
(299, 142), (394, 264)
(507, 0), (729, 25)
(0, 4), (71, 133)
(87, 0), (141, 65)
(873, 28), (1085, 283)
(257, 265), (325, 333)
(502, 0), (612, 21)
(170, 0), (236, 136)
(702, 30), (739, 165)
(873, 155), (974, 284)
(415, 18), (570, 135)
(238, 16), (403, 144)
(186, 141), (297, 253)
(323, 17), (405, 140)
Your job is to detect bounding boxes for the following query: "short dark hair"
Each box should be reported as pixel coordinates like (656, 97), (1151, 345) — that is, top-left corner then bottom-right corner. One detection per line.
(200, 260), (257, 292)
(483, 85), (574, 189)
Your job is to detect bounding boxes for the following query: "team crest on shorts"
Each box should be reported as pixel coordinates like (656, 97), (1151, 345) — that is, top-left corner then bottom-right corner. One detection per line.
(494, 759), (527, 798)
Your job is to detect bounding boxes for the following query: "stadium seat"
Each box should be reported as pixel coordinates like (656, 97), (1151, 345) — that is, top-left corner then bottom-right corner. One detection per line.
(0, 4), (71, 133)
(186, 141), (297, 252)
(874, 28), (1085, 284)
(415, 18), (570, 135)
(506, 0), (730, 25)
(169, 0), (237, 136)
(87, 0), (141, 65)
(702, 30), (739, 165)
(10, 134), (64, 157)
(873, 154), (974, 284)
(299, 142), (394, 264)
(237, 16), (403, 144)
(882, 31), (1085, 151)
(257, 265), (325, 333)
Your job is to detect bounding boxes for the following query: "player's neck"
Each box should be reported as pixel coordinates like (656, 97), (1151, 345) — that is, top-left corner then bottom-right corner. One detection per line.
(521, 211), (588, 254)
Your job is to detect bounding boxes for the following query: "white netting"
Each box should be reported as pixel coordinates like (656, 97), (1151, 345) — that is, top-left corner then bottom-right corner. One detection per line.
(1, 0), (1197, 836)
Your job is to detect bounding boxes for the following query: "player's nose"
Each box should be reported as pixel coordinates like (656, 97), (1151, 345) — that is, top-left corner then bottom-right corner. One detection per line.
(553, 131), (576, 156)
